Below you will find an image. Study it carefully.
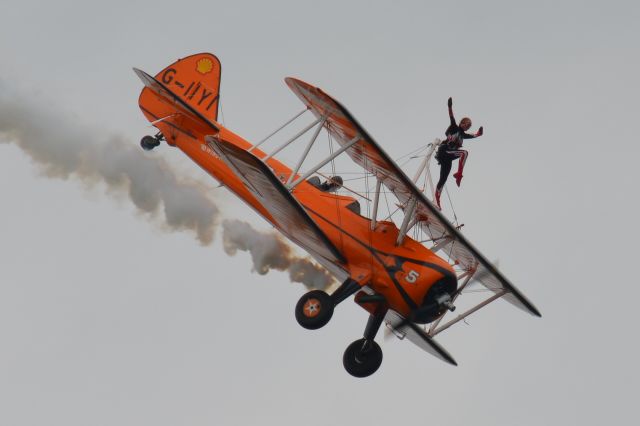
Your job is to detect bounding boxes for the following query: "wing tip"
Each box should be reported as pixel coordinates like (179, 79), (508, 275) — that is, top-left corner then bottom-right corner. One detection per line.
(440, 349), (458, 367)
(444, 354), (458, 367)
(132, 67), (148, 83)
(520, 297), (542, 318)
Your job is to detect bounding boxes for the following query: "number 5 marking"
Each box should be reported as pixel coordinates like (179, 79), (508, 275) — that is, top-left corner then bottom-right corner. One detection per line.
(405, 270), (420, 283)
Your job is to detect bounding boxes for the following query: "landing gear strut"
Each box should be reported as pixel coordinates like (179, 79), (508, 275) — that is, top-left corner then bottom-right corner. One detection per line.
(294, 280), (388, 377)
(140, 132), (165, 151)
(343, 303), (387, 378)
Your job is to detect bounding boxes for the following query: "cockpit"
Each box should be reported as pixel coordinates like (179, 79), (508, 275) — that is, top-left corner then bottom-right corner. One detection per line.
(306, 175), (344, 193)
(307, 175), (362, 215)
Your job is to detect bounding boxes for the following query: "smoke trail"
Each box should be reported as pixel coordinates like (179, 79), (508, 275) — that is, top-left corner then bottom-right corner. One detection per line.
(0, 86), (334, 289)
(222, 220), (334, 289)
(0, 88), (219, 244)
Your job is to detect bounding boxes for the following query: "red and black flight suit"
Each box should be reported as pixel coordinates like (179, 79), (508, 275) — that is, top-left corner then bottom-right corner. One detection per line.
(435, 102), (482, 205)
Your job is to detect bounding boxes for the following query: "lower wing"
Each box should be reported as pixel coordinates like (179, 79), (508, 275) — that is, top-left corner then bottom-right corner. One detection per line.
(207, 137), (346, 268)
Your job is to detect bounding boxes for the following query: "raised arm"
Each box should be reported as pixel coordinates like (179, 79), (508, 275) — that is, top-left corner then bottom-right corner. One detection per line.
(448, 97), (456, 126)
(463, 126), (484, 139)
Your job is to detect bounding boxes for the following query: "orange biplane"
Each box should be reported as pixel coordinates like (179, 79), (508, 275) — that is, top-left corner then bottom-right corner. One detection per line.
(134, 53), (540, 377)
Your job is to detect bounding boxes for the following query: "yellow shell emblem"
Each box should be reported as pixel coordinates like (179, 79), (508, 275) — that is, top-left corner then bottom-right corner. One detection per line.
(196, 58), (214, 75)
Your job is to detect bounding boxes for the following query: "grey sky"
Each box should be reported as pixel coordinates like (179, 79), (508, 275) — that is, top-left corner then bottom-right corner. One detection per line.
(1, 1), (639, 425)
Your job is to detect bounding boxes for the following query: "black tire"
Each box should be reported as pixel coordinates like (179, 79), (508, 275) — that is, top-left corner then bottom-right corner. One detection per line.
(140, 135), (160, 151)
(295, 290), (334, 330)
(343, 338), (383, 378)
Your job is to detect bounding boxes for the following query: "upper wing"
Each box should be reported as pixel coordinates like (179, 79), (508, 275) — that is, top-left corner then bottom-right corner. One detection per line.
(286, 77), (540, 317)
(207, 137), (346, 266)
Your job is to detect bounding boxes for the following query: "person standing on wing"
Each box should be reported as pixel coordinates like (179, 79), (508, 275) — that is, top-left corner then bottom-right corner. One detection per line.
(434, 97), (483, 209)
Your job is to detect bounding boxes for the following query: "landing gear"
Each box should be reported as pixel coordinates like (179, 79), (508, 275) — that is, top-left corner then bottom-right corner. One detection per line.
(294, 279), (388, 377)
(343, 338), (383, 378)
(294, 279), (360, 330)
(295, 290), (334, 330)
(343, 303), (387, 377)
(140, 132), (165, 151)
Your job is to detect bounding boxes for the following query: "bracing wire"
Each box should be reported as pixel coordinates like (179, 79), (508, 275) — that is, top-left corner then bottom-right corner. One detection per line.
(394, 144), (429, 163)
(218, 98), (226, 126)
(327, 131), (345, 251)
(444, 185), (459, 227)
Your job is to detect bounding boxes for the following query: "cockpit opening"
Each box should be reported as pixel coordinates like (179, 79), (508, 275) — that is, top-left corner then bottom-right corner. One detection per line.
(307, 175), (344, 193)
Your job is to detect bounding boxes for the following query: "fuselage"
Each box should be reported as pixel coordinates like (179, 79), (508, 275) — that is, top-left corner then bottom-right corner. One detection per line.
(154, 119), (457, 320)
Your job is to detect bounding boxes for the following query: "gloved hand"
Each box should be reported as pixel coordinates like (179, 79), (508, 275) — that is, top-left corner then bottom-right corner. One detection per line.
(476, 126), (483, 136)
(447, 97), (453, 108)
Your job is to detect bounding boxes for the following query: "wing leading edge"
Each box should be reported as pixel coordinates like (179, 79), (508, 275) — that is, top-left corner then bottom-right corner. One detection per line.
(285, 77), (540, 317)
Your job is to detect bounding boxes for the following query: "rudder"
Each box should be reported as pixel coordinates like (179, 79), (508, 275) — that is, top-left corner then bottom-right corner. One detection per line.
(142, 53), (222, 122)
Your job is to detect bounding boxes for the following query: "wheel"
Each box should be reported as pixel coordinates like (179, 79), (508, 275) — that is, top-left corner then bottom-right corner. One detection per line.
(343, 338), (383, 378)
(295, 290), (334, 330)
(140, 135), (160, 151)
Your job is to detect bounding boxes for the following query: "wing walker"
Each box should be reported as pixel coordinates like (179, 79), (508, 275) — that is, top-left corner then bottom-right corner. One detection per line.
(135, 53), (541, 378)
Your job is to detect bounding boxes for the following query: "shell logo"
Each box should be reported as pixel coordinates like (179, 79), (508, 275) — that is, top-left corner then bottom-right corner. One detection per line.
(196, 58), (214, 75)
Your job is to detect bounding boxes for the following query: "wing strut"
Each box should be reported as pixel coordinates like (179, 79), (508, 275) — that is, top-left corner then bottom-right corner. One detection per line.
(412, 139), (441, 200)
(428, 269), (476, 335)
(428, 289), (507, 336)
(287, 136), (359, 189)
(263, 116), (324, 162)
(286, 116), (327, 185)
(396, 198), (418, 246)
(370, 178), (382, 230)
(248, 107), (308, 153)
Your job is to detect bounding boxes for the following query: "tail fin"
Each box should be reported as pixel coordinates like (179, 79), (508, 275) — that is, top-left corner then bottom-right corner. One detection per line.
(138, 53), (221, 122)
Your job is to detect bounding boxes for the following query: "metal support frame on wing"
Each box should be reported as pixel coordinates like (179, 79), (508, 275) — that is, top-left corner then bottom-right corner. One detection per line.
(370, 178), (382, 230)
(249, 108), (308, 153)
(287, 136), (360, 190)
(396, 198), (418, 246)
(430, 235), (454, 253)
(263, 116), (324, 162)
(412, 139), (441, 199)
(428, 289), (508, 337)
(395, 139), (441, 247)
(286, 116), (327, 185)
(412, 151), (429, 183)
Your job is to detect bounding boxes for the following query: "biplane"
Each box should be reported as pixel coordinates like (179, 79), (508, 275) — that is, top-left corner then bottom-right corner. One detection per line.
(134, 53), (540, 378)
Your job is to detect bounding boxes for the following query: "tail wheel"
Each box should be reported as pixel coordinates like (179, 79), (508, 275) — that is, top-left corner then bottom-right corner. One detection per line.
(295, 290), (334, 330)
(343, 338), (383, 378)
(140, 135), (161, 151)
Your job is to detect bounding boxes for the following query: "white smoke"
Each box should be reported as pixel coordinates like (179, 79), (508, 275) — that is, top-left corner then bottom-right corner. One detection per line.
(0, 88), (219, 244)
(222, 219), (334, 289)
(0, 86), (335, 290)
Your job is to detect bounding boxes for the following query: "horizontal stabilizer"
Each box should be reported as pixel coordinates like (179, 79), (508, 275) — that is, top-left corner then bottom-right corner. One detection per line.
(134, 67), (219, 136)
